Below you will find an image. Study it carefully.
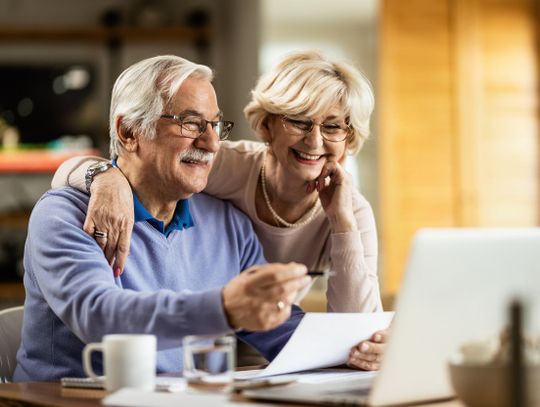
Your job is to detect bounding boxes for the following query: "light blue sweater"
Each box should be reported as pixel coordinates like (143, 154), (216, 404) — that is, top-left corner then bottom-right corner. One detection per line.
(14, 187), (303, 381)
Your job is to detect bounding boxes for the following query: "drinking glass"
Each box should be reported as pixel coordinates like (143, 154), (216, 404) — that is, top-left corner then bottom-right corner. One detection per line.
(183, 335), (236, 390)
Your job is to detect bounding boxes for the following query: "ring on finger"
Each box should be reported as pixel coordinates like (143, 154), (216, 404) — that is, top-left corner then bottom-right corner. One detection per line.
(94, 230), (108, 239)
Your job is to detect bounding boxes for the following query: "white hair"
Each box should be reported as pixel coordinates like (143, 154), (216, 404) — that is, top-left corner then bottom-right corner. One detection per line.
(109, 55), (213, 159)
(244, 50), (374, 154)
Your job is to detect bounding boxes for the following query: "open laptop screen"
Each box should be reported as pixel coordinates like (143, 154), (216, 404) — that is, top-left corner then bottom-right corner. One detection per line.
(370, 228), (540, 405)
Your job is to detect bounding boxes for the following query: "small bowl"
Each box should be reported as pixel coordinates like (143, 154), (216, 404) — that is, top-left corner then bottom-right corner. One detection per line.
(448, 361), (540, 407)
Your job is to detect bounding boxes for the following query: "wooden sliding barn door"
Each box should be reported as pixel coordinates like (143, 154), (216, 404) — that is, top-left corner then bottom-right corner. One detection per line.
(379, 0), (539, 297)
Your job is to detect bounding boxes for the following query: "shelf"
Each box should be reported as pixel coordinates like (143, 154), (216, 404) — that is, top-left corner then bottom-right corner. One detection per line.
(0, 210), (30, 228)
(0, 281), (24, 301)
(0, 26), (210, 43)
(0, 148), (100, 173)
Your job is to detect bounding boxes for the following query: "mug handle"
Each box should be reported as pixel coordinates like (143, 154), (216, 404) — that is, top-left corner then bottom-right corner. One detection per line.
(83, 342), (103, 381)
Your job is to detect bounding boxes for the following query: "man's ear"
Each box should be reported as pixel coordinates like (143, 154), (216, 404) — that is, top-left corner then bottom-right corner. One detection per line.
(115, 116), (138, 153)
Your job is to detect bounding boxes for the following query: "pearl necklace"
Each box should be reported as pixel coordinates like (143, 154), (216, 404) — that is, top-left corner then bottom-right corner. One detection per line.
(260, 153), (320, 228)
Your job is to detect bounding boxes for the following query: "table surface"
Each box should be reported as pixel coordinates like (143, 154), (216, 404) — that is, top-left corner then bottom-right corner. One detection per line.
(0, 382), (105, 407)
(0, 381), (466, 407)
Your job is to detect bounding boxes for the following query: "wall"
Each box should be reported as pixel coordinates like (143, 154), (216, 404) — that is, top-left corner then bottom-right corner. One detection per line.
(212, 0), (260, 142)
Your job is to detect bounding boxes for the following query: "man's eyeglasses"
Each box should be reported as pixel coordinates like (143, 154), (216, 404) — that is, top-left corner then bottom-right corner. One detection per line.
(280, 115), (351, 143)
(160, 114), (234, 141)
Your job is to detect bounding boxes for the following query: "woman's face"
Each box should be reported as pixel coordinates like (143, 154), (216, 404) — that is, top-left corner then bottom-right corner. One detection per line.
(266, 105), (349, 183)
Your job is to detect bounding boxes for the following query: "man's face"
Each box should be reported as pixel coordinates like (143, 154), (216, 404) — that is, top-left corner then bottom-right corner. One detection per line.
(137, 76), (221, 200)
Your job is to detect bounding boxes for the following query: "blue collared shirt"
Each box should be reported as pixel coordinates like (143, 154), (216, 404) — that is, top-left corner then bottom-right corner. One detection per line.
(133, 193), (194, 237)
(112, 159), (194, 236)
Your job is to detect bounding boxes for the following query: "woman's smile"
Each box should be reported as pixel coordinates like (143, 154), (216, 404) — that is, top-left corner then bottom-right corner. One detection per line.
(290, 148), (326, 165)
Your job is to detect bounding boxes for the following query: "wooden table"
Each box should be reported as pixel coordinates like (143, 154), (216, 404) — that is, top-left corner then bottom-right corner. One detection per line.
(0, 382), (104, 406)
(0, 381), (465, 407)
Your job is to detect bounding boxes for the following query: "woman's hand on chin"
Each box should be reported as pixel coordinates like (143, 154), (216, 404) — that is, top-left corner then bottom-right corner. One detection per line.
(309, 158), (357, 233)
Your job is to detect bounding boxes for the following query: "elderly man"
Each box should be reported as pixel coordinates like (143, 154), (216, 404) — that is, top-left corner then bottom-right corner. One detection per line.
(13, 55), (311, 381)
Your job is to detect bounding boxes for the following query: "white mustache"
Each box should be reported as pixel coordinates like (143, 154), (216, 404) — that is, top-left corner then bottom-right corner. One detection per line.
(177, 148), (215, 164)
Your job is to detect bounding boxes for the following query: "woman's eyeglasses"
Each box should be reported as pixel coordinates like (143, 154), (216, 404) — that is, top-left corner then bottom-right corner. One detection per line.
(281, 115), (351, 143)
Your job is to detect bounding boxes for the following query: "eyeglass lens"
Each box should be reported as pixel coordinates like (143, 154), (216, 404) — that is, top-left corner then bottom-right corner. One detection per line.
(282, 116), (349, 142)
(162, 115), (233, 140)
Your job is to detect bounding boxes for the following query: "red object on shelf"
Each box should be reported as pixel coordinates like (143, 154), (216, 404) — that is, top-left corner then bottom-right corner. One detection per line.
(0, 149), (100, 173)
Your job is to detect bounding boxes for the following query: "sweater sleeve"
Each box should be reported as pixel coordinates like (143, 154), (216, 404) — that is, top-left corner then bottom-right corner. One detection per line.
(326, 190), (382, 313)
(25, 191), (232, 350)
(51, 156), (108, 191)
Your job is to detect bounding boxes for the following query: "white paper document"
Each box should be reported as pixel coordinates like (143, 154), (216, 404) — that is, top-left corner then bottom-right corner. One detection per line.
(255, 312), (394, 378)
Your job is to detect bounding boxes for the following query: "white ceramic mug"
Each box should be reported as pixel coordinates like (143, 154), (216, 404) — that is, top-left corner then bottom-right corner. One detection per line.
(83, 334), (156, 392)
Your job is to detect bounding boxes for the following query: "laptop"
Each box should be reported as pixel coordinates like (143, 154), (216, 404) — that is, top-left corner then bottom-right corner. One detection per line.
(244, 228), (540, 406)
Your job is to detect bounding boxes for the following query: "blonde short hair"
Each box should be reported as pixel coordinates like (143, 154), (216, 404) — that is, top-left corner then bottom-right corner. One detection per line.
(244, 50), (374, 154)
(109, 55), (213, 159)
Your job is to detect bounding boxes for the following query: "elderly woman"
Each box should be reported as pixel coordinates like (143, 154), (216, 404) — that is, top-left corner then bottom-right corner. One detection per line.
(53, 50), (385, 370)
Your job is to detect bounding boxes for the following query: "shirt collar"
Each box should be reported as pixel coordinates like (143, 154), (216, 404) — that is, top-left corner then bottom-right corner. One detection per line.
(113, 159), (194, 237)
(133, 193), (194, 236)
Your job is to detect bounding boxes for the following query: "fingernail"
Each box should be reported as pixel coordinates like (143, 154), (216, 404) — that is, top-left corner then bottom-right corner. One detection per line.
(360, 343), (369, 352)
(114, 267), (121, 277)
(374, 334), (382, 342)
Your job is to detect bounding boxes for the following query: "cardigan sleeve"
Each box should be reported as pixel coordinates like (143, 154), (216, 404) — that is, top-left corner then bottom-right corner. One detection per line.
(325, 190), (382, 313)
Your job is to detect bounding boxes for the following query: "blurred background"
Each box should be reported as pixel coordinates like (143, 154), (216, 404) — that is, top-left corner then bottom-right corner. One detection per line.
(0, 0), (537, 311)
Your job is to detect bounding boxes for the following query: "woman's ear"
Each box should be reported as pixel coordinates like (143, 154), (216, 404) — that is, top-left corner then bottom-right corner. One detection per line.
(115, 116), (138, 153)
(338, 152), (348, 165)
(337, 142), (352, 165)
(258, 115), (273, 144)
